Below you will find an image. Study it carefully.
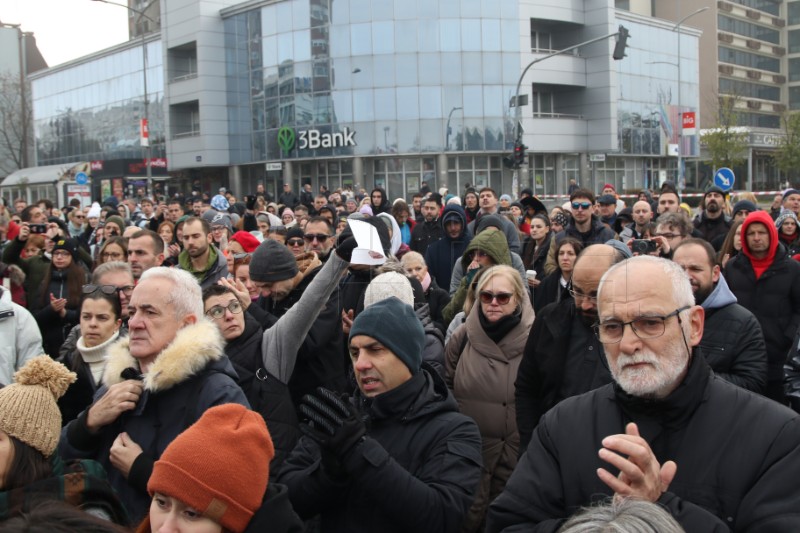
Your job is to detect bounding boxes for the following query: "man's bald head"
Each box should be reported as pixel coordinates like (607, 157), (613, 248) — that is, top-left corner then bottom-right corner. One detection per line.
(571, 244), (625, 326)
(632, 201), (652, 227)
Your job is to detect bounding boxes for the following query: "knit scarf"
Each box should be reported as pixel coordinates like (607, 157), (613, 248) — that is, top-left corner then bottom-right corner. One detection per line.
(478, 306), (522, 345)
(421, 272), (432, 292)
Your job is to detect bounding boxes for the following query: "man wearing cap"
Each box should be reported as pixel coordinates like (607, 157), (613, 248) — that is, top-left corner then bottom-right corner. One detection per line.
(725, 211), (800, 403)
(771, 189), (800, 220)
(279, 297), (482, 533)
(177, 216), (228, 290)
(249, 238), (348, 406)
(694, 186), (732, 247)
(596, 194), (618, 228)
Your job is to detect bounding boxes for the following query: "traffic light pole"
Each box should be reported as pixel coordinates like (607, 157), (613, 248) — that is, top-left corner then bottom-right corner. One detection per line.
(512, 26), (629, 145)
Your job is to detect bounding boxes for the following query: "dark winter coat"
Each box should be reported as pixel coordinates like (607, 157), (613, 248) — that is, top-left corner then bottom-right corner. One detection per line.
(33, 268), (87, 358)
(515, 298), (610, 451)
(425, 204), (472, 290)
(411, 218), (444, 256)
(279, 368), (483, 533)
(424, 278), (450, 333)
(58, 321), (248, 522)
(699, 275), (767, 394)
(725, 233), (800, 400)
(544, 217), (617, 275)
(488, 354), (800, 533)
(694, 212), (732, 247)
(416, 303), (445, 379)
(242, 483), (304, 533)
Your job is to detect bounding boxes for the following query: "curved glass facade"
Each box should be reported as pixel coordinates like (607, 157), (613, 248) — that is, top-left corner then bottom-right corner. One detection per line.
(226, 0), (521, 164)
(32, 41), (165, 166)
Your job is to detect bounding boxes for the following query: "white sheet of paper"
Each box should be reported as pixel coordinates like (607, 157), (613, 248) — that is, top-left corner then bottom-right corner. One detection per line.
(348, 219), (387, 265)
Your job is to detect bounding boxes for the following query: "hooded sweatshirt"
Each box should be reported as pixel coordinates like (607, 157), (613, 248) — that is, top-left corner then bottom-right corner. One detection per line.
(700, 273), (737, 310)
(424, 204), (472, 289)
(740, 211), (779, 280)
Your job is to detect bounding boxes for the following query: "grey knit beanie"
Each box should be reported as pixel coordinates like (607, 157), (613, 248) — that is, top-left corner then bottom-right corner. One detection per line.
(250, 239), (299, 282)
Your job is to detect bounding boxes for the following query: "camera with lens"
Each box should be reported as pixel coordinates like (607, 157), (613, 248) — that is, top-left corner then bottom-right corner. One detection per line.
(631, 239), (658, 254)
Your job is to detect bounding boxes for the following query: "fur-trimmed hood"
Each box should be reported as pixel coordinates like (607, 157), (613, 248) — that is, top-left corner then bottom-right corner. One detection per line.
(102, 320), (225, 393)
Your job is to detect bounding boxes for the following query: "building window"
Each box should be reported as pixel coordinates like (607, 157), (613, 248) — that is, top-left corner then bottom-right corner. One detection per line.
(170, 101), (200, 138)
(791, 59), (800, 82)
(718, 15), (780, 45)
(791, 30), (800, 54)
(730, 0), (781, 16)
(718, 46), (780, 73)
(530, 24), (552, 52)
(791, 1), (800, 25)
(719, 78), (781, 101)
(791, 87), (800, 110)
(532, 91), (553, 115)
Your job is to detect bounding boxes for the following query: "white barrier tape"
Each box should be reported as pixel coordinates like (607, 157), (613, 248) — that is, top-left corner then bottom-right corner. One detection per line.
(535, 191), (784, 200)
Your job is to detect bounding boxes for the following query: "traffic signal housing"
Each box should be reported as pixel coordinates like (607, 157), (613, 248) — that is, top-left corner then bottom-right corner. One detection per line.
(613, 25), (630, 60)
(514, 142), (527, 168)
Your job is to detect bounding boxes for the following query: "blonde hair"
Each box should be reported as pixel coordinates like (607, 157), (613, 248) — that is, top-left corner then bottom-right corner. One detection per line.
(474, 265), (526, 310)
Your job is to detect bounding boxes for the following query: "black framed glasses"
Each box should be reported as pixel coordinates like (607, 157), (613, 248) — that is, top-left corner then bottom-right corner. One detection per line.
(571, 201), (592, 211)
(479, 291), (513, 305)
(567, 280), (598, 304)
(82, 284), (134, 297)
(205, 300), (243, 319)
(304, 233), (330, 243)
(593, 305), (690, 344)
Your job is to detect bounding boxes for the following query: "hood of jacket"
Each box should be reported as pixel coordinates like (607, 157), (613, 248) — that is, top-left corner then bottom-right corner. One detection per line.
(359, 366), (457, 422)
(102, 319), (226, 392)
(416, 303), (444, 343)
(701, 273), (737, 310)
(741, 210), (779, 263)
(461, 229), (511, 270)
(440, 204), (469, 240)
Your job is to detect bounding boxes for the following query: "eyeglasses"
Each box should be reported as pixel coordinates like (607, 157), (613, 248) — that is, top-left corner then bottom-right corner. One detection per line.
(205, 300), (243, 319)
(479, 291), (513, 305)
(101, 252), (125, 260)
(73, 215), (85, 219)
(571, 202), (592, 211)
(304, 233), (330, 243)
(568, 282), (598, 304)
(468, 250), (490, 260)
(232, 253), (250, 261)
(655, 232), (680, 239)
(82, 284), (134, 297)
(287, 238), (304, 246)
(593, 305), (690, 344)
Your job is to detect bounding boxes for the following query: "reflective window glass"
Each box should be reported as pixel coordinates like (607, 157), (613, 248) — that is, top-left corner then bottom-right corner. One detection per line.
(350, 23), (372, 56)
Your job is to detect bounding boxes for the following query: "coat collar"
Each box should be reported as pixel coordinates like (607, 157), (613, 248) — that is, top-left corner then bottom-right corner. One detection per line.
(102, 319), (224, 393)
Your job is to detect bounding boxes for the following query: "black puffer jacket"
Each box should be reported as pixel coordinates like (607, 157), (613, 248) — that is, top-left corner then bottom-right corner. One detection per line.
(725, 237), (800, 399)
(699, 275), (767, 394)
(279, 368), (483, 533)
(544, 217), (617, 275)
(515, 298), (610, 451)
(416, 303), (445, 379)
(489, 355), (800, 532)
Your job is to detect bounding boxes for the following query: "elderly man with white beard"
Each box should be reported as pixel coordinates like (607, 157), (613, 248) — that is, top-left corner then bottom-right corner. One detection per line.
(487, 256), (800, 533)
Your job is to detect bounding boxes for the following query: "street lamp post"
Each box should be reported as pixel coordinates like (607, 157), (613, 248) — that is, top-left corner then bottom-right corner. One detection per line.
(673, 6), (709, 193)
(445, 106), (462, 151)
(91, 0), (158, 197)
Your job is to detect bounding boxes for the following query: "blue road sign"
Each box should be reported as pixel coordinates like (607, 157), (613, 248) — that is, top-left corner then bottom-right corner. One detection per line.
(713, 167), (735, 192)
(75, 172), (88, 185)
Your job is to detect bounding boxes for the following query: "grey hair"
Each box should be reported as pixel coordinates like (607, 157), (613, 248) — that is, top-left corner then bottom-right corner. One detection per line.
(656, 212), (692, 237)
(91, 261), (133, 284)
(598, 256), (695, 311)
(558, 498), (685, 533)
(138, 266), (203, 319)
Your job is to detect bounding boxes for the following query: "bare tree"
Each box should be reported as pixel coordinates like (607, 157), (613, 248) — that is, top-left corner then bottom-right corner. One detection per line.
(0, 70), (32, 176)
(775, 112), (800, 184)
(699, 94), (749, 172)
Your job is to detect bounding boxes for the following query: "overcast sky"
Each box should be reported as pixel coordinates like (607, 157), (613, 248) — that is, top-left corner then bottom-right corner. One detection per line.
(3, 0), (128, 67)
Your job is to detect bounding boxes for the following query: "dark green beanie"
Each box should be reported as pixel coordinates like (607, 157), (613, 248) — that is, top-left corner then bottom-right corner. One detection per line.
(349, 297), (425, 373)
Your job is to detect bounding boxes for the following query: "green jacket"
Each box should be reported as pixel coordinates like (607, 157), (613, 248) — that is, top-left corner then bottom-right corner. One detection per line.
(442, 230), (512, 324)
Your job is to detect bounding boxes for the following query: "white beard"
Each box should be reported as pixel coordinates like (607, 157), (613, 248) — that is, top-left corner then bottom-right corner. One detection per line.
(611, 343), (688, 399)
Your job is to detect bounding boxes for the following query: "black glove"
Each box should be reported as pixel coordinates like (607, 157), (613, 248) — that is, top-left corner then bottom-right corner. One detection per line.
(335, 236), (357, 263)
(300, 388), (366, 459)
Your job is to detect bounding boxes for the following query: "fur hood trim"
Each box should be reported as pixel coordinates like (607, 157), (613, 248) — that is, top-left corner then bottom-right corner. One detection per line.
(102, 320), (224, 393)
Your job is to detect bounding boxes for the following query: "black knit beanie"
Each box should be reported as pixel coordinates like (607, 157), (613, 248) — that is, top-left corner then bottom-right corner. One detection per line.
(250, 239), (299, 282)
(350, 297), (424, 373)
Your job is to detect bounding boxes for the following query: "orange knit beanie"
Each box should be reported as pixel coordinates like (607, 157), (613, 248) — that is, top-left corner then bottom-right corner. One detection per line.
(147, 404), (274, 533)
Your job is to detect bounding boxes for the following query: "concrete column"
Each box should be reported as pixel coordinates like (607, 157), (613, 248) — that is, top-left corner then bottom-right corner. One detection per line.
(282, 160), (294, 186)
(228, 165), (242, 197)
(437, 153), (448, 191)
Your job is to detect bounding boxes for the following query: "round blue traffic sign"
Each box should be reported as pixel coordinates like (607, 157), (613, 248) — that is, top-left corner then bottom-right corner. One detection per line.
(75, 172), (88, 185)
(713, 167), (735, 192)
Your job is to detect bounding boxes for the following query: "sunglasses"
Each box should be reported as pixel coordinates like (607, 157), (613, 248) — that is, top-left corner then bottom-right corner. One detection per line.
(232, 253), (250, 260)
(571, 202), (592, 211)
(304, 233), (330, 243)
(479, 291), (513, 305)
(82, 284), (134, 296)
(205, 300), (243, 319)
(287, 238), (304, 246)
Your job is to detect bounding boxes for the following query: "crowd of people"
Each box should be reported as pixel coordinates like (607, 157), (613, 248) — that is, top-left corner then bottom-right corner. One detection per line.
(0, 178), (799, 532)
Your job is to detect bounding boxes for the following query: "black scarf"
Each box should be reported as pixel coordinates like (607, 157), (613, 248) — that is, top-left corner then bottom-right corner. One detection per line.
(478, 306), (522, 344)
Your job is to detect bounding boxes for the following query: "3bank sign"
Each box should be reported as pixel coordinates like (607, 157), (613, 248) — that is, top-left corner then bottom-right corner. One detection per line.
(277, 126), (356, 154)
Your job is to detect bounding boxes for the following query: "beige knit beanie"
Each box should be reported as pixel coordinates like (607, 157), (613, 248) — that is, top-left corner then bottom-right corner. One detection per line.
(0, 356), (76, 456)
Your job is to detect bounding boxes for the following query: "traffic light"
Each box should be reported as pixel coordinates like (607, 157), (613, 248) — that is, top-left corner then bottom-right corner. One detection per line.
(514, 142), (527, 168)
(613, 25), (630, 60)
